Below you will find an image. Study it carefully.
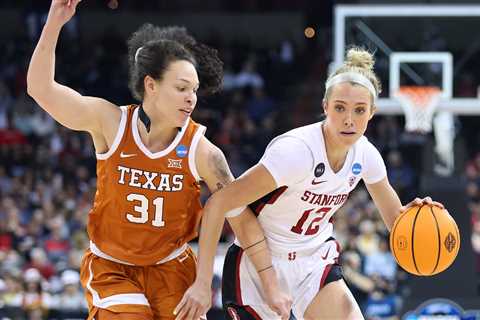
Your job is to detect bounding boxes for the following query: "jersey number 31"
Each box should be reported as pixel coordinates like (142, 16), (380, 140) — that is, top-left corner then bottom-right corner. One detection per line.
(126, 193), (165, 227)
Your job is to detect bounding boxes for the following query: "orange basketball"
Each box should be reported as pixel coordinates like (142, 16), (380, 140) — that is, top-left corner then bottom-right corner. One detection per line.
(389, 204), (460, 276)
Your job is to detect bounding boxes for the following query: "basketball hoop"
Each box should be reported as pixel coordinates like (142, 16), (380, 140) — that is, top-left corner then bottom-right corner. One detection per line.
(394, 86), (442, 133)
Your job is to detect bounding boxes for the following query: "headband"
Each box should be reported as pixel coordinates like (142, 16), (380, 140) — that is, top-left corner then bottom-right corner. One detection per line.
(325, 72), (377, 100)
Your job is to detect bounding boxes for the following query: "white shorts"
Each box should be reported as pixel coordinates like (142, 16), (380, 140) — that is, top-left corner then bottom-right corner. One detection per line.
(222, 238), (342, 320)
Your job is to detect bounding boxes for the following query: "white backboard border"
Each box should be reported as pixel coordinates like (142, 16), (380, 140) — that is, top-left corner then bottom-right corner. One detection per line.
(390, 52), (453, 99)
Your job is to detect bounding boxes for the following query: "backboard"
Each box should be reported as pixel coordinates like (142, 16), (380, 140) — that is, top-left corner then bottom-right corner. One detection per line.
(333, 4), (480, 115)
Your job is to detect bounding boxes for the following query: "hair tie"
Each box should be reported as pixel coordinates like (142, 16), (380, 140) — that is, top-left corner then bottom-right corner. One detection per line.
(134, 46), (143, 63)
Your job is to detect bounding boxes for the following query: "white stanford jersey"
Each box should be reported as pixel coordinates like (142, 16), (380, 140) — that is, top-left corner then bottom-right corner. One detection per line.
(246, 122), (386, 255)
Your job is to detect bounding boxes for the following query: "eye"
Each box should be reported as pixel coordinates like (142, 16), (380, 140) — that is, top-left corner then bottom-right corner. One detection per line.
(335, 105), (345, 112)
(177, 87), (187, 92)
(355, 107), (366, 114)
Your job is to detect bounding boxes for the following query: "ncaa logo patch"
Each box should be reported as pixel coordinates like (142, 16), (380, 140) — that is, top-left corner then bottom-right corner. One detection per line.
(176, 145), (188, 158)
(352, 163), (362, 175)
(314, 163), (325, 177)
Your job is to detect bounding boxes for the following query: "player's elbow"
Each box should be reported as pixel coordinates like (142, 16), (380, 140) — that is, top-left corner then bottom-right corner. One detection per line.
(26, 71), (52, 101)
(26, 78), (45, 102)
(26, 78), (39, 99)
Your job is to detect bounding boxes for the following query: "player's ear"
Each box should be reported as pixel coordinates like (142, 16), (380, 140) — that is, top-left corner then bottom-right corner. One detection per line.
(322, 99), (328, 115)
(144, 75), (156, 95)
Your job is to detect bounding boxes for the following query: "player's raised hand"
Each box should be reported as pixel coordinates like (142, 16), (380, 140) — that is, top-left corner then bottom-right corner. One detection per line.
(174, 280), (211, 320)
(400, 196), (444, 213)
(46, 0), (82, 29)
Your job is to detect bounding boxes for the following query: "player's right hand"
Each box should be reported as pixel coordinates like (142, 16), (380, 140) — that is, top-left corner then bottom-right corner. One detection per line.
(174, 280), (211, 320)
(47, 0), (82, 28)
(264, 285), (292, 320)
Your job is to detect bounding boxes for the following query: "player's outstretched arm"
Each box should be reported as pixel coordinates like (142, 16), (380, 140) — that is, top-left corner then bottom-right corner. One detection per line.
(365, 177), (403, 231)
(174, 137), (291, 320)
(27, 0), (117, 134)
(366, 177), (444, 231)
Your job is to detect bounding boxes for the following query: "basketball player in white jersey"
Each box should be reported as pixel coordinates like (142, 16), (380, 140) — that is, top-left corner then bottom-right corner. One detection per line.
(175, 47), (444, 320)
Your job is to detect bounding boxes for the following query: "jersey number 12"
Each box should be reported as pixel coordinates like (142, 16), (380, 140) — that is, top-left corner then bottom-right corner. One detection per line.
(290, 207), (331, 235)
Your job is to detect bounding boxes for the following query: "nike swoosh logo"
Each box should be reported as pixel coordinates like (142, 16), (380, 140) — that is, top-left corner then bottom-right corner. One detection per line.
(311, 179), (327, 185)
(120, 152), (137, 158)
(321, 247), (331, 260)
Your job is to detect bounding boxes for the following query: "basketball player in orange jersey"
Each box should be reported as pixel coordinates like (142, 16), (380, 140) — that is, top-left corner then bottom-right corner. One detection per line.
(176, 48), (445, 320)
(26, 1), (292, 319)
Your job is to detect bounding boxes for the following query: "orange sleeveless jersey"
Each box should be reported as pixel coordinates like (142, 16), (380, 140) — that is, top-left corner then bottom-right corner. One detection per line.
(88, 105), (205, 266)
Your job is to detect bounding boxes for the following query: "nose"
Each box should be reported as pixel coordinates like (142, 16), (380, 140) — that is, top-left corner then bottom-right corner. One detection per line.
(343, 111), (354, 127)
(185, 91), (196, 106)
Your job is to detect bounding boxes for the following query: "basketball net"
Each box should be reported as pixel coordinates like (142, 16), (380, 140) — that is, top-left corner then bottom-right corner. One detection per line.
(394, 86), (442, 133)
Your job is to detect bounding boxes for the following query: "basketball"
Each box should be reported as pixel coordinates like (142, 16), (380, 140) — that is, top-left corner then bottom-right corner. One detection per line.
(389, 204), (460, 276)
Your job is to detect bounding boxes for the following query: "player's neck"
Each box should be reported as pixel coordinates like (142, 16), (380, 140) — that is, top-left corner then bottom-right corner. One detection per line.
(137, 119), (179, 152)
(322, 123), (349, 173)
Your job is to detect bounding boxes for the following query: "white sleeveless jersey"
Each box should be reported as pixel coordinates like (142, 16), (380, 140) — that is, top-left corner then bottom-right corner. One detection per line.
(247, 122), (386, 254)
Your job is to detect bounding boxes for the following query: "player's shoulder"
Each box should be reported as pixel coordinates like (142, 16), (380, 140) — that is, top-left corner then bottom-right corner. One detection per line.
(196, 135), (219, 156)
(354, 135), (378, 152)
(283, 122), (321, 137)
(195, 135), (228, 178)
(272, 122), (321, 146)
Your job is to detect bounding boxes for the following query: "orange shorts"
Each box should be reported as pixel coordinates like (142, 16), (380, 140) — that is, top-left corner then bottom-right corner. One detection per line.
(79, 247), (196, 320)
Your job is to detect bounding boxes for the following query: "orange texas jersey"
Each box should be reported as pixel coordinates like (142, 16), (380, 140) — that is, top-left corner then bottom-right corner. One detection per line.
(88, 105), (205, 266)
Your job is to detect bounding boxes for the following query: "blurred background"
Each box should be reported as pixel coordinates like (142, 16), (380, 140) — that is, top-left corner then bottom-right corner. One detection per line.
(0, 0), (479, 319)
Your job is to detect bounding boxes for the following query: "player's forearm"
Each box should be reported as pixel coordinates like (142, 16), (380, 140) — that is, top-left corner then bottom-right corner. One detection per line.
(228, 211), (280, 293)
(195, 194), (228, 285)
(246, 244), (278, 290)
(366, 179), (402, 231)
(378, 185), (402, 231)
(27, 22), (61, 96)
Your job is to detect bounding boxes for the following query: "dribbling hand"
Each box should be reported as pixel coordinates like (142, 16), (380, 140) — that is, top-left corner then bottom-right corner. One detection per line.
(47, 0), (82, 29)
(400, 196), (444, 213)
(174, 280), (211, 320)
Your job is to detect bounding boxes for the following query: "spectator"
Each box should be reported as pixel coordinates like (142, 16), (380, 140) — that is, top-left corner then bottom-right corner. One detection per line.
(364, 238), (397, 281)
(357, 220), (381, 256)
(246, 87), (276, 123)
(22, 268), (53, 317)
(387, 150), (416, 202)
(43, 216), (70, 266)
(235, 58), (264, 88)
(23, 248), (55, 281)
(53, 270), (87, 312)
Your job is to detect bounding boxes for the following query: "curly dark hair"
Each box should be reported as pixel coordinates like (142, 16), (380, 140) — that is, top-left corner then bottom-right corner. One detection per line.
(127, 23), (223, 100)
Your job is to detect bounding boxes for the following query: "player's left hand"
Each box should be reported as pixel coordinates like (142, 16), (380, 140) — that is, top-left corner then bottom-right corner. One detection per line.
(399, 196), (444, 213)
(174, 280), (211, 320)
